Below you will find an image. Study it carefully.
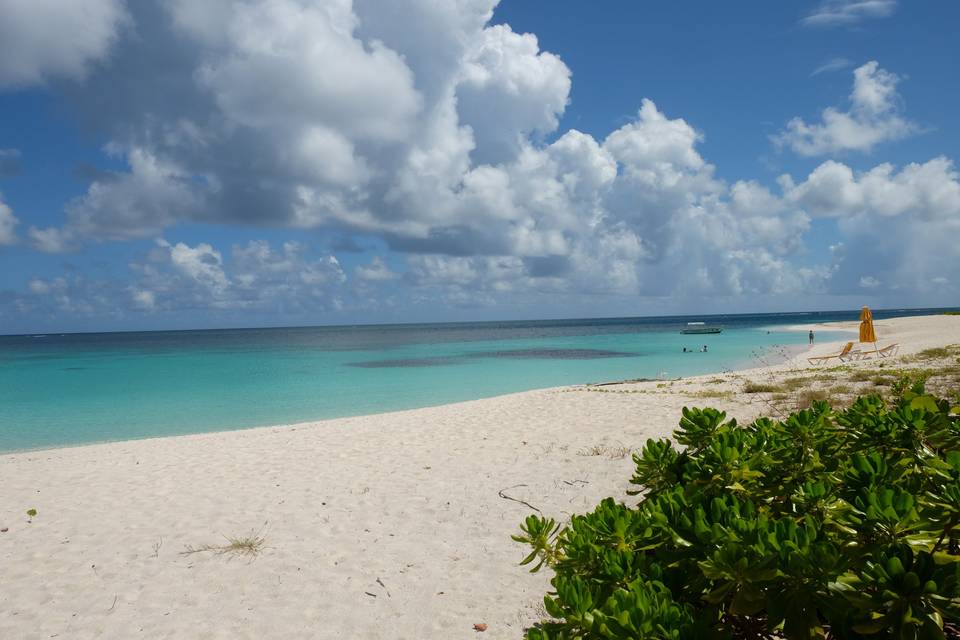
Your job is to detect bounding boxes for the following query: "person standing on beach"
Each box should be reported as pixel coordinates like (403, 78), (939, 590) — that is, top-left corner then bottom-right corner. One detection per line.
(809, 330), (815, 345)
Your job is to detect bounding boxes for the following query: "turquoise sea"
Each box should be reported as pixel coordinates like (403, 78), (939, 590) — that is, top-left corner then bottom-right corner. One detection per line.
(0, 309), (950, 452)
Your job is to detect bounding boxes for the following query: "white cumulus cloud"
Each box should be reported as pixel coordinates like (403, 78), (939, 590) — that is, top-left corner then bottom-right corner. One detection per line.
(356, 257), (399, 282)
(457, 23), (571, 163)
(0, 195), (19, 245)
(131, 289), (156, 311)
(782, 156), (960, 295)
(785, 156), (960, 220)
(27, 226), (73, 254)
(773, 61), (918, 156)
(1, 0), (958, 318)
(101, 238), (353, 314)
(158, 238), (230, 297)
(0, 0), (129, 88)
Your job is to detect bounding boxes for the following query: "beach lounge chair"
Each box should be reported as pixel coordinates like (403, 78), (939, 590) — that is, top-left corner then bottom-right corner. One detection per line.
(807, 342), (858, 365)
(855, 343), (901, 359)
(876, 343), (899, 357)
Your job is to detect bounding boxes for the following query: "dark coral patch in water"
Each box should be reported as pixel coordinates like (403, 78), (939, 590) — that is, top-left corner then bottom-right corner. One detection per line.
(346, 356), (465, 368)
(347, 348), (636, 368)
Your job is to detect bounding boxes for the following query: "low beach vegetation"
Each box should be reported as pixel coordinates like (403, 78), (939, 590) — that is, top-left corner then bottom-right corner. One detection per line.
(686, 389), (736, 401)
(919, 348), (954, 360)
(515, 379), (960, 639)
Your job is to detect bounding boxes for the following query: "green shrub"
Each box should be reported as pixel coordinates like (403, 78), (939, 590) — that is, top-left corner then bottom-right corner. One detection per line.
(514, 384), (960, 639)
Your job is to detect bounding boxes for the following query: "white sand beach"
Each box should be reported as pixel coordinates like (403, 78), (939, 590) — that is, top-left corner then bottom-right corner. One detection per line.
(2, 314), (958, 639)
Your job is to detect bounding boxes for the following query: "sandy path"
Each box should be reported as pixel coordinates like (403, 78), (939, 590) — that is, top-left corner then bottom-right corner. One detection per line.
(2, 314), (958, 639)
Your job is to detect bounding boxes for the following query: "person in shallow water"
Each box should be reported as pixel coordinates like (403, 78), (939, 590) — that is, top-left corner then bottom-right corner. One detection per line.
(809, 330), (815, 344)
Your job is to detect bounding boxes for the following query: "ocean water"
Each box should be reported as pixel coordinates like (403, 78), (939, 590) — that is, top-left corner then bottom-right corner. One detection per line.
(0, 308), (950, 452)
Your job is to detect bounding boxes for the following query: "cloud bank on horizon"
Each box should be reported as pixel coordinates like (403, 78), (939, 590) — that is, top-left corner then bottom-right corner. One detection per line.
(0, 0), (957, 330)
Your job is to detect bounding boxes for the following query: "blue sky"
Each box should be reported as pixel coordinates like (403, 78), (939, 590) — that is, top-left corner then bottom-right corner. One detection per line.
(494, 2), (959, 175)
(0, 0), (958, 333)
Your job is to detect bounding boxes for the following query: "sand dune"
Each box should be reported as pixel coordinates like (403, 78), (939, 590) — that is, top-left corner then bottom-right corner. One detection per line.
(2, 314), (958, 639)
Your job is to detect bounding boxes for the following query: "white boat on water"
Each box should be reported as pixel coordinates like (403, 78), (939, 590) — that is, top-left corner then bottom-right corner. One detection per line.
(681, 322), (722, 335)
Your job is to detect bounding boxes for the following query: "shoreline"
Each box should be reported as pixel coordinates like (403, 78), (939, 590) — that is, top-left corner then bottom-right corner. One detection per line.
(2, 325), (835, 458)
(2, 314), (958, 639)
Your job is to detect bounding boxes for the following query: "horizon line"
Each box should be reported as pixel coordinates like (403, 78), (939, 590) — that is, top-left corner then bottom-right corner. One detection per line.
(2, 305), (957, 339)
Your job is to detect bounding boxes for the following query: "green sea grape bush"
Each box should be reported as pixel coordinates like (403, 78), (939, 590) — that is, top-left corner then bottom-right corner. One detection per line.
(514, 386), (960, 639)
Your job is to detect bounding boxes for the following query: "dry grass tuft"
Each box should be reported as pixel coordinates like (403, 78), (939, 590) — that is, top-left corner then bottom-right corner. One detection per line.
(796, 389), (829, 410)
(780, 377), (809, 391)
(577, 443), (633, 459)
(901, 345), (960, 364)
(744, 381), (781, 394)
(686, 389), (735, 400)
(182, 529), (267, 560)
(917, 346), (956, 360)
(577, 444), (607, 457)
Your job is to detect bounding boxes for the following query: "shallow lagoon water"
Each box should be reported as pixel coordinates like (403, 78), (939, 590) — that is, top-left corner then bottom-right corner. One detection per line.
(0, 308), (945, 451)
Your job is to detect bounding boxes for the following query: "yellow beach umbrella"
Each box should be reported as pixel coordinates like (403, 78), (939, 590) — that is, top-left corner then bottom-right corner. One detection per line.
(859, 306), (876, 343)
(859, 306), (879, 356)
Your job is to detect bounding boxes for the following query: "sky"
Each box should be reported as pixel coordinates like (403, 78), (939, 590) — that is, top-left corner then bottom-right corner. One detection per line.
(0, 0), (958, 333)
